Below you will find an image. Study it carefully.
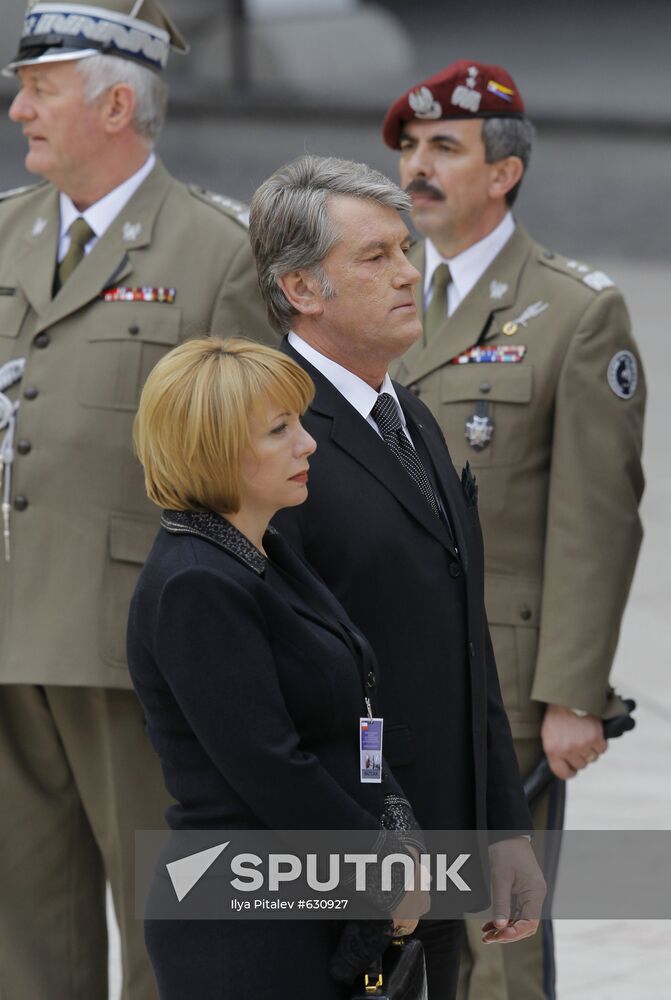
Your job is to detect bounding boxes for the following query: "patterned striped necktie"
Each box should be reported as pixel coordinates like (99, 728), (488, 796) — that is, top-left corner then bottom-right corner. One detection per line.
(370, 393), (441, 519)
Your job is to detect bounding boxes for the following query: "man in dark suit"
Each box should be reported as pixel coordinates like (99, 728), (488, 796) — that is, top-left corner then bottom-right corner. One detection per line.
(249, 155), (545, 997)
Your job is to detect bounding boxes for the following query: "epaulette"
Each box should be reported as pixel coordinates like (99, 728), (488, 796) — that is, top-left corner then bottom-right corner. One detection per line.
(0, 180), (47, 203)
(187, 186), (250, 229)
(538, 247), (617, 293)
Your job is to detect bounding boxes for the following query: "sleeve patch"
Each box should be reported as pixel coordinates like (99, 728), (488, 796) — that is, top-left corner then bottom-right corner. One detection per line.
(607, 351), (638, 399)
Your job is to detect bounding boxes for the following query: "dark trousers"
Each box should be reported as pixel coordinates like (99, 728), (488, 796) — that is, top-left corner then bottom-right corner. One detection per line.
(414, 919), (464, 999)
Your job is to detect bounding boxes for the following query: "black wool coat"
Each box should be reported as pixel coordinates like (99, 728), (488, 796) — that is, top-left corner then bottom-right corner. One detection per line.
(128, 512), (397, 833)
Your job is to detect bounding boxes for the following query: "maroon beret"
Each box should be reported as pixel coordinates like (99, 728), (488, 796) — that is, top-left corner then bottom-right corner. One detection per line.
(382, 59), (525, 149)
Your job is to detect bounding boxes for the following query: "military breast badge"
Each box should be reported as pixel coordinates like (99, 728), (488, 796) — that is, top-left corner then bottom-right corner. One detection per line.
(451, 345), (526, 365)
(101, 287), (176, 303)
(465, 401), (494, 450)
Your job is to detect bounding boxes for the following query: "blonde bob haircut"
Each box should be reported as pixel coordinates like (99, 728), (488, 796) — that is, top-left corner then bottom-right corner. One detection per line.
(134, 336), (314, 513)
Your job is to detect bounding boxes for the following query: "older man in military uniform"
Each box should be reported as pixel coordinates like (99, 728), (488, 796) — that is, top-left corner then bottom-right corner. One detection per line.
(382, 60), (645, 1000)
(0, 3), (274, 998)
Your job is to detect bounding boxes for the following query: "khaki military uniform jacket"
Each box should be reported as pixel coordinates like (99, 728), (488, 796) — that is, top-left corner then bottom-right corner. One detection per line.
(0, 161), (275, 688)
(394, 226), (645, 737)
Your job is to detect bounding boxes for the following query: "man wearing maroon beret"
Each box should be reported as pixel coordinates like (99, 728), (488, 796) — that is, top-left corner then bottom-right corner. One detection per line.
(383, 60), (645, 1000)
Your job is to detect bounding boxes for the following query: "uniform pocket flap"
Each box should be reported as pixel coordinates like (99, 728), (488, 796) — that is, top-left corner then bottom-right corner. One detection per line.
(0, 290), (29, 338)
(87, 303), (181, 345)
(441, 364), (533, 404)
(109, 515), (158, 564)
(485, 575), (541, 627)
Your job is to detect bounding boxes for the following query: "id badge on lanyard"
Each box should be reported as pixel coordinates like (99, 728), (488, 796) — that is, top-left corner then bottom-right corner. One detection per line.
(359, 712), (384, 784)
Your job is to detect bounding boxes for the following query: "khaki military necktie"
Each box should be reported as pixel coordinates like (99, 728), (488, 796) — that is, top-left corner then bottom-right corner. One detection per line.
(56, 217), (95, 290)
(423, 263), (451, 344)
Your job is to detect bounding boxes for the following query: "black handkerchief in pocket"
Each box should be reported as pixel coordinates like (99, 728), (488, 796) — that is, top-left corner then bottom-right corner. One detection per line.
(461, 461), (478, 508)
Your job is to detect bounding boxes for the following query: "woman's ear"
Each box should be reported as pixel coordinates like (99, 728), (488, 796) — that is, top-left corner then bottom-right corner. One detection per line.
(278, 270), (325, 317)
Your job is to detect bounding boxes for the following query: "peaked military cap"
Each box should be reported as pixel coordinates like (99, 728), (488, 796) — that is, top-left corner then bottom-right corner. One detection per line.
(3, 0), (188, 77)
(383, 59), (525, 149)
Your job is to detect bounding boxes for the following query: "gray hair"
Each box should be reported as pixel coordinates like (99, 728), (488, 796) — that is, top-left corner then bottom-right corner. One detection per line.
(249, 155), (411, 335)
(481, 116), (535, 207)
(76, 54), (168, 143)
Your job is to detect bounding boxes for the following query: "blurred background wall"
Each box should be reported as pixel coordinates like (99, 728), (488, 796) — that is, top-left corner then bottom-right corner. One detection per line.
(1, 0), (670, 259)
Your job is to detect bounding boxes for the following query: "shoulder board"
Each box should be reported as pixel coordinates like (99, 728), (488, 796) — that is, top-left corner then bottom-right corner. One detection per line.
(187, 186), (250, 228)
(0, 180), (48, 204)
(538, 247), (617, 293)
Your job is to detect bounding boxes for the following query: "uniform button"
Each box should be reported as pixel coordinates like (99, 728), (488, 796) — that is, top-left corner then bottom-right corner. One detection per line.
(543, 250), (555, 260)
(17, 439), (31, 455)
(469, 642), (476, 658)
(408, 383), (421, 397)
(479, 382), (492, 394)
(34, 332), (50, 349)
(366, 671), (376, 688)
(23, 385), (39, 400)
(13, 496), (29, 512)
(128, 323), (140, 335)
(449, 562), (461, 578)
(519, 605), (532, 621)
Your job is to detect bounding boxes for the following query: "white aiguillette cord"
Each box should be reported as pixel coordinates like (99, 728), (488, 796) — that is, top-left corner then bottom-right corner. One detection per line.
(0, 359), (27, 562)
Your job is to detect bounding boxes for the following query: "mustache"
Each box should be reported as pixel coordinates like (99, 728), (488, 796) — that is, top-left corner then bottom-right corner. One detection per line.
(405, 178), (445, 201)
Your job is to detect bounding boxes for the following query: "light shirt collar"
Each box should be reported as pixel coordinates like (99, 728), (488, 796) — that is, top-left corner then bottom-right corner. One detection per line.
(288, 331), (408, 436)
(58, 152), (156, 261)
(424, 211), (515, 317)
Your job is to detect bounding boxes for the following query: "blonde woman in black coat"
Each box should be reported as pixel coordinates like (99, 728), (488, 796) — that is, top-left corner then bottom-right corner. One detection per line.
(129, 337), (426, 1000)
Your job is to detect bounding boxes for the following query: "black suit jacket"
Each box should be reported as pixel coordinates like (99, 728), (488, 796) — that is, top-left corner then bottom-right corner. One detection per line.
(128, 512), (396, 833)
(274, 340), (531, 833)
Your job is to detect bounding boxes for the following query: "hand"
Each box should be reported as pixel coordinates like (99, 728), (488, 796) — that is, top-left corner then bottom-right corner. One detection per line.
(390, 846), (430, 935)
(481, 837), (546, 944)
(541, 704), (607, 780)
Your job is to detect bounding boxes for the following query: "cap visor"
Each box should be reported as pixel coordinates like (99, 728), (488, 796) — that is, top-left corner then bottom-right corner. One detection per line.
(2, 48), (98, 77)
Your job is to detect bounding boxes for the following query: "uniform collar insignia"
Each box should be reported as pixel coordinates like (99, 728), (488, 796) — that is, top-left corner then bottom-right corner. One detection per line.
(32, 217), (47, 237)
(489, 280), (509, 300)
(123, 221), (142, 242)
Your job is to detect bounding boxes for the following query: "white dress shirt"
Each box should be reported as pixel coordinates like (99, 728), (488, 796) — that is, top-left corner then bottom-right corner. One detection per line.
(424, 211), (515, 318)
(57, 152), (156, 262)
(287, 332), (414, 443)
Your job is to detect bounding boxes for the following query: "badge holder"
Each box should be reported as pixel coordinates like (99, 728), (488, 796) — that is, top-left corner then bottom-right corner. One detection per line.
(359, 715), (383, 784)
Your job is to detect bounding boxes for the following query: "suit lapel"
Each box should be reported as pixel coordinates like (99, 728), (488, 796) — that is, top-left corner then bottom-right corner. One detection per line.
(264, 531), (380, 674)
(22, 162), (173, 335)
(401, 226), (533, 384)
(284, 341), (455, 555)
(402, 397), (470, 572)
(14, 186), (60, 320)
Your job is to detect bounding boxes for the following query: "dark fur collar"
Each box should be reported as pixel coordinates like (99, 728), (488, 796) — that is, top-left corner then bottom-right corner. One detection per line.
(160, 509), (275, 576)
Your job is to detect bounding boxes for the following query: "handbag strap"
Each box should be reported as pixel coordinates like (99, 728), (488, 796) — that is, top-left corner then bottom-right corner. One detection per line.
(363, 938), (406, 993)
(363, 953), (384, 993)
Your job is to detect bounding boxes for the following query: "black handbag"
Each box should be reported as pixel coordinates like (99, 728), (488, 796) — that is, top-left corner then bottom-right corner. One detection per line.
(350, 938), (428, 1000)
